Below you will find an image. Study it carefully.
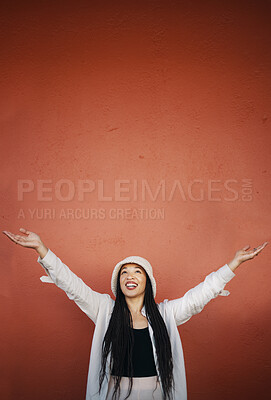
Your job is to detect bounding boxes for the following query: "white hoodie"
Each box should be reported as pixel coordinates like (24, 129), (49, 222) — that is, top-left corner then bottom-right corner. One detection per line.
(38, 249), (236, 399)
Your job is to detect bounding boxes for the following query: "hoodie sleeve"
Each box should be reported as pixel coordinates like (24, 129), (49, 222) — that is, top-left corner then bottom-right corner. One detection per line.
(38, 249), (111, 324)
(166, 264), (236, 326)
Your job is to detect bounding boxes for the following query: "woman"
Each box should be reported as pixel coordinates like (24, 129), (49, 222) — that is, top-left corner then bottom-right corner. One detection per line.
(3, 228), (268, 400)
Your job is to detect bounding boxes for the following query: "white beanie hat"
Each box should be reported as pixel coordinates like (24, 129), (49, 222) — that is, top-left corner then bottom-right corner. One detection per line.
(111, 255), (157, 298)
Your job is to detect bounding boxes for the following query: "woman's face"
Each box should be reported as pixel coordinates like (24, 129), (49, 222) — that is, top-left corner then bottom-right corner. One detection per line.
(119, 263), (147, 298)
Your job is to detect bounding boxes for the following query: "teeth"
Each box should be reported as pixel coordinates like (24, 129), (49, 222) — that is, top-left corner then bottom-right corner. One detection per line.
(126, 284), (137, 287)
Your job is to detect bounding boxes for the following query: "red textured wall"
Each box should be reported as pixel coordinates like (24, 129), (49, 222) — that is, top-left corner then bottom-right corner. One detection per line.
(1, 1), (270, 399)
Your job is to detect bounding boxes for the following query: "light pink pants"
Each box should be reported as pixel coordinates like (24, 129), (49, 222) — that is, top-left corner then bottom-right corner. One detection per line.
(106, 375), (164, 400)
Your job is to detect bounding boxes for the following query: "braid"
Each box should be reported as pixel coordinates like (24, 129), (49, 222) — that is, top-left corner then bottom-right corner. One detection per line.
(99, 271), (175, 400)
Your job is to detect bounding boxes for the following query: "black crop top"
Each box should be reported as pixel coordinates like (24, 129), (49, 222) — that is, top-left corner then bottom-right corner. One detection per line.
(111, 327), (157, 377)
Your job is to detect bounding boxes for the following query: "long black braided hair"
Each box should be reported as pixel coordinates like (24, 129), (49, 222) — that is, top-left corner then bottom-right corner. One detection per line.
(99, 267), (175, 399)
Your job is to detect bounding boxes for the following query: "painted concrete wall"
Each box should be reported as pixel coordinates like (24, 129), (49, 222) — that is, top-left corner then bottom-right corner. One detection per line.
(1, 1), (270, 399)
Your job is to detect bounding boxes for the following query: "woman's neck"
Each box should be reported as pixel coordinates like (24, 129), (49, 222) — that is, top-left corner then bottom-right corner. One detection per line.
(125, 294), (144, 315)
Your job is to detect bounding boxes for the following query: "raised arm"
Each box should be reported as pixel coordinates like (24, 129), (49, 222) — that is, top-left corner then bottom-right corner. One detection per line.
(167, 242), (268, 326)
(3, 228), (112, 323)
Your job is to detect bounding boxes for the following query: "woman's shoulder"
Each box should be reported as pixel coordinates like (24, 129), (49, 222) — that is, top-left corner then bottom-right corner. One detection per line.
(156, 299), (170, 311)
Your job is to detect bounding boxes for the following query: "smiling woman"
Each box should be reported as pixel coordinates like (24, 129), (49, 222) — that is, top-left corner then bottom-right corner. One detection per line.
(100, 258), (170, 400)
(2, 228), (268, 400)
(120, 264), (147, 296)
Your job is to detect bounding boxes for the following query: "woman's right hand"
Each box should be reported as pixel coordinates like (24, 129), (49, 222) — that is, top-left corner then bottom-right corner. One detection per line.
(2, 228), (48, 258)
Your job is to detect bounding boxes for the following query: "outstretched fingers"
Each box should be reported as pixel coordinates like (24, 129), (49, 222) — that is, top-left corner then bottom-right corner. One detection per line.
(3, 231), (34, 247)
(3, 231), (23, 244)
(249, 242), (268, 257)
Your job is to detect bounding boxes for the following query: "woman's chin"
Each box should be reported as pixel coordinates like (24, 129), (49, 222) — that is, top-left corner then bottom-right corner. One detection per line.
(123, 289), (145, 299)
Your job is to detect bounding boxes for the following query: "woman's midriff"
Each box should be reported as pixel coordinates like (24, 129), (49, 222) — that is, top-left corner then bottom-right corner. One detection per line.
(106, 375), (163, 400)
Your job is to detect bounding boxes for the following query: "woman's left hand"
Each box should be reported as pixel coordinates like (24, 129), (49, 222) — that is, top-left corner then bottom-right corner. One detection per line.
(228, 241), (269, 272)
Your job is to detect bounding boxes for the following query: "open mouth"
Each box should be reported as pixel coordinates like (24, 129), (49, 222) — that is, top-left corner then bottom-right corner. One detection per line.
(125, 283), (138, 290)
